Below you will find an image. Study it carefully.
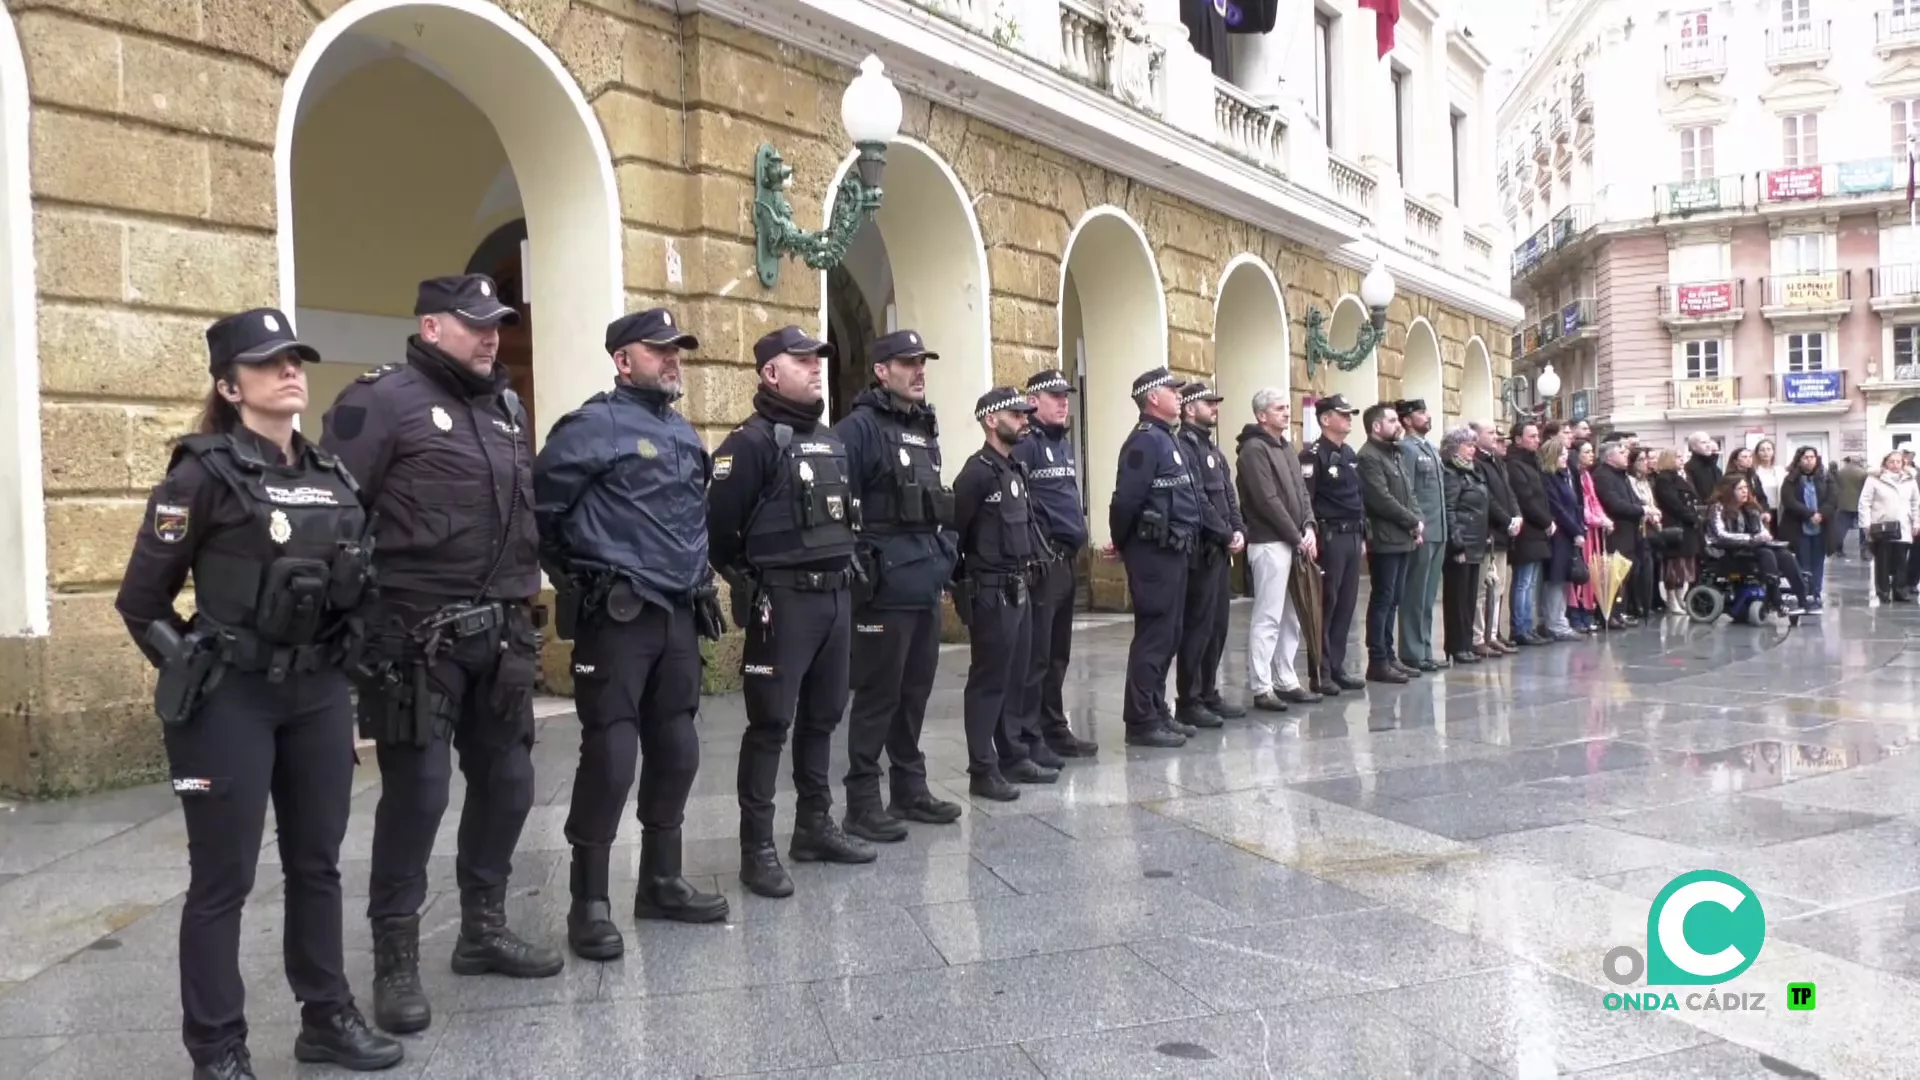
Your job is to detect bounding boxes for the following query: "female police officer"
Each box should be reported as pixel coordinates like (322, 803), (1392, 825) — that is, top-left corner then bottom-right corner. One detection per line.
(114, 308), (403, 1080)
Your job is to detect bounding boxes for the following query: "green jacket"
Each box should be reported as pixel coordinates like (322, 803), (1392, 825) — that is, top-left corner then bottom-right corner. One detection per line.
(1357, 437), (1423, 553)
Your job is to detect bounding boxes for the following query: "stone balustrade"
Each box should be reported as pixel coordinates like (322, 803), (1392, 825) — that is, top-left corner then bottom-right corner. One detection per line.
(1212, 79), (1285, 176)
(1404, 194), (1443, 262)
(1327, 153), (1377, 222)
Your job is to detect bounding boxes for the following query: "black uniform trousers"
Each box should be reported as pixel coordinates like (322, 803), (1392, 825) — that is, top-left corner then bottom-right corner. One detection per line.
(1174, 546), (1230, 708)
(844, 605), (939, 809)
(167, 668), (355, 1066)
(1017, 557), (1077, 742)
(1122, 543), (1188, 732)
(1317, 527), (1363, 678)
(963, 580), (1035, 775)
(366, 605), (537, 920)
(564, 603), (703, 850)
(741, 585), (851, 842)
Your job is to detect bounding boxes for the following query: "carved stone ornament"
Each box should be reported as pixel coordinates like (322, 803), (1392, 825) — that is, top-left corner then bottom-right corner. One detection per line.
(1105, 0), (1159, 113)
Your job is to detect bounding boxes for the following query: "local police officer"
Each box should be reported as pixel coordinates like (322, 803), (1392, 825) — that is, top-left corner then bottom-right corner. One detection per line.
(835, 329), (964, 836)
(534, 308), (729, 961)
(117, 309), (401, 1079)
(1300, 394), (1368, 694)
(321, 274), (560, 1035)
(1108, 367), (1201, 748)
(1009, 370), (1098, 760)
(954, 387), (1060, 800)
(1174, 379), (1247, 729)
(708, 326), (876, 897)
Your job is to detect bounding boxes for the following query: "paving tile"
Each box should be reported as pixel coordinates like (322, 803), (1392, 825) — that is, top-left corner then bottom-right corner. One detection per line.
(737, 1045), (1044, 1079)
(1597, 795), (1890, 852)
(911, 879), (1244, 964)
(599, 905), (946, 997)
(1476, 823), (1714, 880)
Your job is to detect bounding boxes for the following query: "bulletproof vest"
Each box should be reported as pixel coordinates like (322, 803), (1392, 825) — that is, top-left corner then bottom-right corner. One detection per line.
(179, 434), (371, 647)
(863, 408), (954, 531)
(743, 418), (860, 569)
(1182, 428), (1233, 525)
(966, 452), (1038, 572)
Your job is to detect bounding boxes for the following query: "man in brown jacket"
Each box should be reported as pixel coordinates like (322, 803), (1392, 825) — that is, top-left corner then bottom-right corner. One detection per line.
(1235, 387), (1322, 710)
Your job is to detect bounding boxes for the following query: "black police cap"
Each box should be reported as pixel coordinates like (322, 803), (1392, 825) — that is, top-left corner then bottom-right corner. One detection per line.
(1131, 367), (1178, 397)
(1026, 369), (1073, 394)
(871, 329), (938, 364)
(1180, 380), (1224, 406)
(974, 386), (1037, 420)
(606, 308), (698, 354)
(206, 307), (319, 375)
(1315, 393), (1358, 416)
(753, 325), (835, 367)
(413, 274), (520, 327)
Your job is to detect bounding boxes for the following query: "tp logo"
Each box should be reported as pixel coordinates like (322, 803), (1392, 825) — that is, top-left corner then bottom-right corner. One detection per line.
(1604, 870), (1767, 986)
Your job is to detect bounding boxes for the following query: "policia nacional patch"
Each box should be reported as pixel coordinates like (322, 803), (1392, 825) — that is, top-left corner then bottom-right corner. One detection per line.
(152, 503), (189, 543)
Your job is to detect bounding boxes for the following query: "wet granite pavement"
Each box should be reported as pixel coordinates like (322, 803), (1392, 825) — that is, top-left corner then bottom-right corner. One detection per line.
(3, 558), (1918, 1077)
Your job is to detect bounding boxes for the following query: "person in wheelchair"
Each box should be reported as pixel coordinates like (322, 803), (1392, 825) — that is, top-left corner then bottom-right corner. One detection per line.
(1703, 474), (1807, 618)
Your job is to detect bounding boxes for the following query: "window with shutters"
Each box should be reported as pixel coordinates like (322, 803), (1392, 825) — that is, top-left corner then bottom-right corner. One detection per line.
(1685, 339), (1724, 380)
(1782, 113), (1819, 167)
(1786, 332), (1826, 373)
(1680, 126), (1715, 181)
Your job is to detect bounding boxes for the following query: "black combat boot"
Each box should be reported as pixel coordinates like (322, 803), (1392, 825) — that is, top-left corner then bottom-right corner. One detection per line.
(842, 805), (909, 843)
(636, 828), (729, 923)
(789, 811), (876, 864)
(740, 840), (794, 898)
(369, 915), (431, 1035)
(1044, 729), (1100, 757)
(293, 1002), (405, 1071)
(450, 886), (564, 979)
(193, 1044), (256, 1080)
(566, 845), (624, 961)
(1174, 703), (1224, 729)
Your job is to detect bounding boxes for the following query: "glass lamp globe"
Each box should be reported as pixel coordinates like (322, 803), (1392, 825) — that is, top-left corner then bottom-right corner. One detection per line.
(1536, 364), (1562, 399)
(842, 55), (903, 146)
(1359, 258), (1396, 309)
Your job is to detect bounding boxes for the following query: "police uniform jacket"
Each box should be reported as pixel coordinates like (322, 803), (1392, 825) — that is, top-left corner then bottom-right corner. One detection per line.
(1109, 415), (1201, 551)
(1301, 435), (1364, 526)
(1400, 435), (1448, 547)
(833, 387), (958, 609)
(954, 445), (1041, 576)
(320, 337), (538, 601)
(116, 426), (370, 668)
(533, 382), (711, 607)
(707, 388), (858, 575)
(1179, 423), (1244, 547)
(1356, 437), (1423, 554)
(1010, 420), (1087, 553)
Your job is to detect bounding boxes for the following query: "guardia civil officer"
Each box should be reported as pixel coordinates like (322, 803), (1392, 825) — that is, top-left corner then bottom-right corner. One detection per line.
(1107, 367), (1201, 748)
(1008, 370), (1099, 759)
(115, 309), (403, 1079)
(1173, 380), (1247, 729)
(534, 308), (729, 961)
(835, 329), (965, 837)
(708, 326), (876, 898)
(954, 387), (1059, 800)
(321, 274), (561, 1036)
(1301, 394), (1368, 694)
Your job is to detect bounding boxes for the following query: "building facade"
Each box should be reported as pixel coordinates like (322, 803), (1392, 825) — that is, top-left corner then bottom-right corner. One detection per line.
(1500, 0), (1920, 460)
(0, 0), (1516, 795)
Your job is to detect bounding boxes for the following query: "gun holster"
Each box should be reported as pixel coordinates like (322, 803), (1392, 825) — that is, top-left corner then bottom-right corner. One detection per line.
(553, 579), (584, 641)
(720, 566), (759, 630)
(146, 621), (223, 727)
(952, 578), (975, 628)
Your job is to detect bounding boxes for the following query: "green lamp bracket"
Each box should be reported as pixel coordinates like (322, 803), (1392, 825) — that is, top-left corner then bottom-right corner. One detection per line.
(752, 142), (886, 289)
(1303, 304), (1388, 377)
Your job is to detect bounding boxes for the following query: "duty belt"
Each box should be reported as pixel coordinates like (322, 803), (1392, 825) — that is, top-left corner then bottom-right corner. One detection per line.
(199, 617), (332, 682)
(1319, 519), (1365, 535)
(418, 600), (504, 640)
(760, 567), (853, 591)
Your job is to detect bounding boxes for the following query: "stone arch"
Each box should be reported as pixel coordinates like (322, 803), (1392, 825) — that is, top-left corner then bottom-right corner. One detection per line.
(1060, 207), (1168, 546)
(0, 8), (45, 637)
(1403, 316), (1445, 439)
(1212, 254), (1289, 436)
(1460, 336), (1496, 428)
(1322, 294), (1380, 441)
(274, 0), (622, 447)
(817, 136), (991, 482)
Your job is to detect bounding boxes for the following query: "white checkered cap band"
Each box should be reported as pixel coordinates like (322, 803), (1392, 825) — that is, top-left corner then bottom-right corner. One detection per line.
(1180, 385), (1213, 405)
(1132, 373), (1176, 397)
(1029, 374), (1071, 393)
(975, 395), (1023, 420)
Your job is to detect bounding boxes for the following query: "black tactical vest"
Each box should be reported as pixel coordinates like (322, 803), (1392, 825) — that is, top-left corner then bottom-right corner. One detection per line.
(865, 410), (954, 531)
(743, 417), (860, 569)
(180, 434), (371, 648)
(966, 451), (1039, 573)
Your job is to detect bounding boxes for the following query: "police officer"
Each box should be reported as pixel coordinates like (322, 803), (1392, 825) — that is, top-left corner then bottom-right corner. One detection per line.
(1174, 379), (1247, 729)
(534, 308), (729, 960)
(708, 326), (876, 897)
(1009, 370), (1098, 759)
(321, 274), (560, 1035)
(954, 387), (1060, 800)
(1300, 394), (1368, 694)
(116, 309), (402, 1079)
(1107, 367), (1201, 748)
(835, 329), (964, 836)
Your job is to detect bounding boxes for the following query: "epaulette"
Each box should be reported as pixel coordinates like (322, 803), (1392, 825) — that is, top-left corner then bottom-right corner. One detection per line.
(357, 363), (402, 384)
(1135, 422), (1151, 432)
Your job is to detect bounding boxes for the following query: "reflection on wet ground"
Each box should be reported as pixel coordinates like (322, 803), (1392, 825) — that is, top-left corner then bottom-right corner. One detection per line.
(2, 561), (1916, 1076)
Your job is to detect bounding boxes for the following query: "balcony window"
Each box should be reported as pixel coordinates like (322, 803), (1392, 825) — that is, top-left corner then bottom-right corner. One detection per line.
(1680, 126), (1715, 181)
(1780, 0), (1812, 33)
(1897, 325), (1920, 376)
(1686, 339), (1724, 380)
(1894, 98), (1920, 156)
(1782, 112), (1819, 167)
(1787, 331), (1827, 372)
(1392, 67), (1408, 181)
(1778, 232), (1828, 273)
(1314, 12), (1334, 148)
(1679, 9), (1713, 55)
(1451, 108), (1465, 206)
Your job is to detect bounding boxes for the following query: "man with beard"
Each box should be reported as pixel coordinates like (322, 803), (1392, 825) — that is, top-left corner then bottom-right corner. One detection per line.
(1008, 370), (1098, 759)
(534, 308), (729, 959)
(954, 387), (1059, 800)
(707, 326), (873, 897)
(1395, 399), (1447, 673)
(321, 274), (560, 1036)
(835, 330), (965, 840)
(1174, 380), (1247, 728)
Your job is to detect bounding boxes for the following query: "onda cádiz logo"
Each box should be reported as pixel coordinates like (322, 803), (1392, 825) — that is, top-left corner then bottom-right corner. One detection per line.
(1601, 870), (1778, 1013)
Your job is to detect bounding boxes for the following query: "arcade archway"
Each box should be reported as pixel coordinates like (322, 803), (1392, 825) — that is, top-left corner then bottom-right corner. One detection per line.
(1060, 208), (1168, 546)
(1320, 294), (1380, 443)
(1403, 317), (1444, 440)
(0, 8), (43, 637)
(1212, 255), (1289, 436)
(274, 0), (621, 446)
(1461, 336), (1497, 428)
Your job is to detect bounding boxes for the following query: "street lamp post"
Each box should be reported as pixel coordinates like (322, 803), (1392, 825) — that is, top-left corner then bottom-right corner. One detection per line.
(1305, 258), (1396, 377)
(753, 55), (904, 289)
(1500, 363), (1561, 420)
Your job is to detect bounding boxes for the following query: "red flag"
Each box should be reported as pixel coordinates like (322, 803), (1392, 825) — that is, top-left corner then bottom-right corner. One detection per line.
(1359, 0), (1401, 59)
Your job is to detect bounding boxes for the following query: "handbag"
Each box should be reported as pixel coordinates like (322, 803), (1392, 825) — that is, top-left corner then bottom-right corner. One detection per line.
(1648, 526), (1685, 552)
(1568, 560), (1590, 586)
(1870, 521), (1904, 543)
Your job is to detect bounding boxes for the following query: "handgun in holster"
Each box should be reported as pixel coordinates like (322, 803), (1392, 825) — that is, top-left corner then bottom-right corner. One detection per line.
(146, 621), (223, 727)
(720, 565), (759, 630)
(951, 577), (975, 627)
(1135, 508), (1168, 547)
(552, 575), (584, 641)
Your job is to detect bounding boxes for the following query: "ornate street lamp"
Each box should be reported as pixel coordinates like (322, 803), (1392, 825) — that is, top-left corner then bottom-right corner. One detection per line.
(753, 54), (905, 289)
(1304, 258), (1396, 376)
(1500, 363), (1561, 420)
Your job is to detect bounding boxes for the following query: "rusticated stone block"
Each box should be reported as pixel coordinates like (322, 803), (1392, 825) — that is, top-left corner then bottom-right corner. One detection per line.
(122, 35), (281, 145)
(38, 306), (207, 403)
(34, 209), (124, 302)
(986, 247), (1058, 304)
(595, 90), (684, 168)
(616, 16), (687, 103)
(687, 108), (837, 194)
(207, 143), (276, 230)
(553, 6), (626, 98)
(678, 359), (758, 429)
(33, 111), (207, 219)
(16, 0), (198, 40)
(16, 11), (121, 114)
(1165, 291), (1213, 335)
(689, 37), (833, 137)
(40, 404), (131, 493)
(992, 344), (1057, 388)
(989, 295), (1058, 351)
(976, 197), (1067, 258)
(201, 0), (314, 74)
(616, 160), (694, 233)
(126, 224), (277, 313)
(45, 497), (145, 587)
(688, 170), (755, 241)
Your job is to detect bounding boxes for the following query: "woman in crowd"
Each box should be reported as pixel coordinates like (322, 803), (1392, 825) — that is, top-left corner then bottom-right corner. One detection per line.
(1726, 445), (1767, 519)
(1752, 438), (1786, 513)
(1705, 474), (1806, 616)
(1625, 447), (1663, 620)
(1439, 426), (1492, 664)
(1777, 445), (1838, 612)
(1859, 449), (1919, 603)
(1651, 448), (1703, 615)
(1539, 436), (1585, 640)
(1573, 439), (1608, 631)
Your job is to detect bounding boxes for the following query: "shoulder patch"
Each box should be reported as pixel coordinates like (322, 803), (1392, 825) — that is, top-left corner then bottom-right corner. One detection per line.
(328, 405), (367, 442)
(1136, 422), (1151, 432)
(356, 363), (402, 384)
(152, 502), (189, 544)
(712, 455), (732, 480)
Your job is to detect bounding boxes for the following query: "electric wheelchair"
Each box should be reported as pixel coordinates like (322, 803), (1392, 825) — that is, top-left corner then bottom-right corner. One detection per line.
(1684, 542), (1802, 627)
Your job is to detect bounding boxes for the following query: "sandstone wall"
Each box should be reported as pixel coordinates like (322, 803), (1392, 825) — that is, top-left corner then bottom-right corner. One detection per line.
(0, 0), (1510, 795)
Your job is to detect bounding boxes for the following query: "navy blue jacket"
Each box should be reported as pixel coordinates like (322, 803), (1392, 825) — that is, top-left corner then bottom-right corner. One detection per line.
(1179, 423), (1243, 548)
(1109, 415), (1201, 550)
(1009, 420), (1088, 551)
(1301, 435), (1364, 522)
(833, 387), (958, 609)
(533, 383), (710, 606)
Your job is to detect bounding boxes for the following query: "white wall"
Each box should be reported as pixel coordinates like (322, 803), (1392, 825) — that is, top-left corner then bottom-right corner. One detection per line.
(0, 6), (44, 638)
